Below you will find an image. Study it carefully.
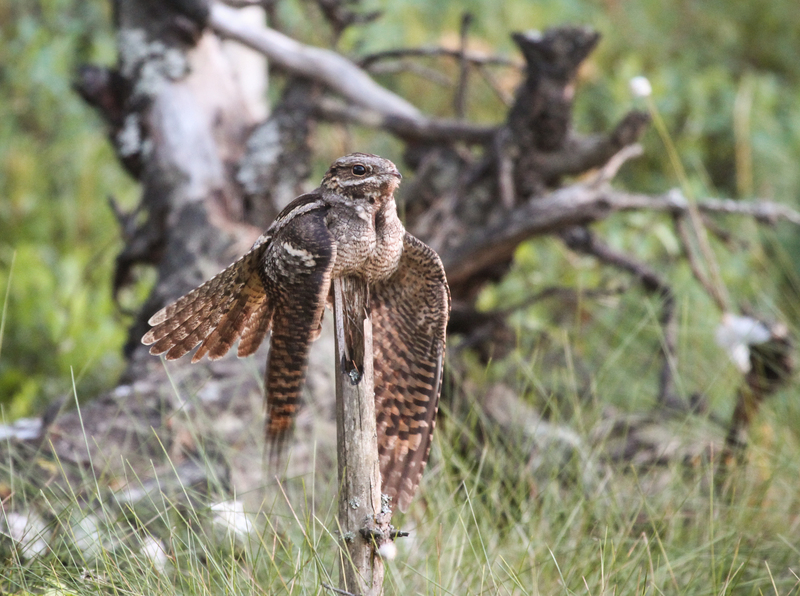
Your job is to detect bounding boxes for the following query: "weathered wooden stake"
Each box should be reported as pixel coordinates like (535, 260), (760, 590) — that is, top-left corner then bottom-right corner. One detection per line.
(333, 277), (390, 596)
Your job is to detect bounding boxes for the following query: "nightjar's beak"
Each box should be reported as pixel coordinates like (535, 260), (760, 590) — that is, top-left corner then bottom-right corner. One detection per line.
(391, 168), (402, 180)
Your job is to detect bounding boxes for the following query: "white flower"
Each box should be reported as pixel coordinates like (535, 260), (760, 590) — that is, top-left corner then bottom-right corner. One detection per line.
(377, 542), (397, 560)
(71, 513), (104, 560)
(2, 511), (51, 560)
(0, 418), (42, 441)
(139, 535), (169, 572)
(629, 76), (652, 98)
(715, 313), (771, 372)
(210, 500), (254, 539)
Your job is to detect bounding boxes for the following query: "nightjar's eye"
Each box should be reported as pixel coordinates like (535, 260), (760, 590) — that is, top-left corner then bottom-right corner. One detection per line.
(352, 164), (367, 176)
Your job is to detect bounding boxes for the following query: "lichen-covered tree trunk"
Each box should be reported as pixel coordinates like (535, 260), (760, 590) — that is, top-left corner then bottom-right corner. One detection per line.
(48, 0), (287, 490)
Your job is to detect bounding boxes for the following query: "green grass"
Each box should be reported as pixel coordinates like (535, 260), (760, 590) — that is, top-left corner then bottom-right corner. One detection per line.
(2, 361), (800, 596)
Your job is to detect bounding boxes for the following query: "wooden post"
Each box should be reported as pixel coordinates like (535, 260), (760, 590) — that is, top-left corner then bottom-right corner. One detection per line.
(333, 277), (390, 596)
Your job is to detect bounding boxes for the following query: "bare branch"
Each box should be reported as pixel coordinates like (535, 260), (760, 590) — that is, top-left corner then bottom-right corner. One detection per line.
(442, 185), (800, 286)
(367, 60), (452, 87)
(535, 111), (650, 181)
(561, 226), (681, 408)
(590, 144), (644, 187)
(219, 0), (272, 7)
(314, 97), (496, 144)
(322, 584), (357, 596)
(359, 46), (521, 69)
(475, 63), (514, 106)
(441, 184), (618, 284)
(208, 2), (420, 119)
(495, 128), (515, 209)
(311, 0), (381, 42)
(614, 189), (800, 224)
(673, 214), (726, 312)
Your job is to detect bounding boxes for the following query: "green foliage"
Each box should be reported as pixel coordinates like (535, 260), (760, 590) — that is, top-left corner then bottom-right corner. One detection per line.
(0, 0), (138, 416)
(2, 384), (800, 594)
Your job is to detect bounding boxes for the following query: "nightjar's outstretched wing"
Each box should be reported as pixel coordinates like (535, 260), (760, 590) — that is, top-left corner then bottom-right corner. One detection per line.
(372, 232), (450, 512)
(142, 242), (275, 363)
(143, 194), (336, 449)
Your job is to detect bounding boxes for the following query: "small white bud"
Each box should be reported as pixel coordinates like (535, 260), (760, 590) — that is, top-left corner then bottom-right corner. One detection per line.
(715, 313), (771, 372)
(629, 76), (652, 98)
(139, 536), (169, 572)
(211, 500), (255, 539)
(377, 542), (397, 560)
(3, 511), (50, 560)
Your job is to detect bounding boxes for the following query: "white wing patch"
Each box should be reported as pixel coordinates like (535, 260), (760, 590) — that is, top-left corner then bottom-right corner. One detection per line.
(282, 242), (316, 267)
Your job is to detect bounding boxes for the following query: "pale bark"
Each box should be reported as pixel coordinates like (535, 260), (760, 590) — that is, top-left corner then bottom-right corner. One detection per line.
(209, 2), (419, 119)
(333, 278), (388, 596)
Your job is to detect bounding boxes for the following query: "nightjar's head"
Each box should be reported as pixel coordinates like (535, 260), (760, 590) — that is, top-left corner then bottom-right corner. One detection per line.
(322, 153), (402, 205)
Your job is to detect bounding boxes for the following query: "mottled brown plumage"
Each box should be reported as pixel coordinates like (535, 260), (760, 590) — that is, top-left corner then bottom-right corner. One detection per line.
(142, 153), (450, 511)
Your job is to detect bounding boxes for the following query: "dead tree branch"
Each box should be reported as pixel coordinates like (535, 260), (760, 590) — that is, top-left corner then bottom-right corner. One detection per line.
(441, 185), (800, 288)
(313, 97), (496, 144)
(208, 2), (419, 119)
(536, 112), (650, 180)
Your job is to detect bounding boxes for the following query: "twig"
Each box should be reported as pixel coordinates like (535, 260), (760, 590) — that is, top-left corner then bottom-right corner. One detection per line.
(685, 198), (731, 312)
(611, 189), (800, 224)
(219, 0), (272, 7)
(475, 63), (514, 107)
(495, 128), (515, 209)
(493, 285), (628, 318)
(311, 0), (381, 43)
(453, 13), (473, 119)
(533, 112), (650, 181)
(589, 144), (644, 187)
(367, 60), (452, 87)
(322, 583), (357, 596)
(700, 213), (744, 250)
(359, 46), (521, 69)
(673, 214), (726, 312)
(561, 226), (681, 407)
